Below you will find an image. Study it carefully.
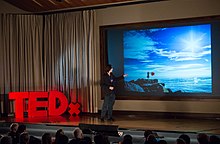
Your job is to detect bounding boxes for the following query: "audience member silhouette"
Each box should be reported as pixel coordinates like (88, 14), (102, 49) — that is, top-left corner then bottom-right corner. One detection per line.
(144, 130), (154, 144)
(56, 134), (69, 144)
(122, 138), (133, 144)
(42, 133), (52, 144)
(147, 134), (158, 144)
(15, 124), (26, 144)
(121, 134), (133, 144)
(209, 135), (220, 144)
(54, 129), (64, 144)
(176, 138), (186, 144)
(0, 135), (12, 144)
(68, 128), (84, 144)
(197, 133), (209, 144)
(94, 133), (110, 144)
(7, 123), (18, 144)
(19, 132), (29, 144)
(179, 134), (191, 144)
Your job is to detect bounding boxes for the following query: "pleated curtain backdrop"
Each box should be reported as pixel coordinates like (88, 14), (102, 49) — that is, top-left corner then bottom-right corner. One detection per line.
(0, 10), (100, 113)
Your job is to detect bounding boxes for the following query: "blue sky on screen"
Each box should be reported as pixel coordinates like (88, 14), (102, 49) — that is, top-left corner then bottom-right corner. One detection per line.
(124, 24), (211, 81)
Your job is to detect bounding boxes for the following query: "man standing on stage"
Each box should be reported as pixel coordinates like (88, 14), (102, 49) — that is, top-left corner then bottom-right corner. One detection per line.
(100, 64), (127, 122)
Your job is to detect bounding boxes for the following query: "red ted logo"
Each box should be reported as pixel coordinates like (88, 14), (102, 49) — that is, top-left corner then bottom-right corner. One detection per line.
(9, 91), (81, 118)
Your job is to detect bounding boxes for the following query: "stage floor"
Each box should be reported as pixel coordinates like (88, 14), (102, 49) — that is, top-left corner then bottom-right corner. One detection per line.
(1, 113), (220, 135)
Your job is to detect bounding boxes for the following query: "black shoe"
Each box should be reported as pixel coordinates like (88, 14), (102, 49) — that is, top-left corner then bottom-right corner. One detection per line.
(107, 118), (115, 121)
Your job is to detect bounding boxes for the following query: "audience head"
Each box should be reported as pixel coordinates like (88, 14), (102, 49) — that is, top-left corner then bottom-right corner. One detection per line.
(9, 123), (19, 133)
(209, 135), (220, 144)
(122, 138), (133, 144)
(73, 128), (83, 139)
(176, 138), (186, 144)
(94, 133), (104, 144)
(144, 130), (153, 139)
(124, 134), (132, 140)
(0, 135), (12, 144)
(122, 134), (133, 144)
(179, 134), (190, 144)
(55, 128), (64, 143)
(147, 134), (157, 144)
(42, 133), (52, 144)
(16, 124), (27, 135)
(55, 128), (64, 138)
(94, 133), (110, 144)
(56, 134), (69, 144)
(197, 133), (209, 144)
(19, 132), (29, 144)
(8, 123), (18, 144)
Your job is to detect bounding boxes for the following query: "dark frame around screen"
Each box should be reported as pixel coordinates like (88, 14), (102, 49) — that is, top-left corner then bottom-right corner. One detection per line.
(100, 15), (220, 100)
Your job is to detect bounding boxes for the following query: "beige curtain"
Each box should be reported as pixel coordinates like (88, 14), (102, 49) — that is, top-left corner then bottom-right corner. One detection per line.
(0, 14), (44, 93)
(44, 11), (99, 113)
(0, 10), (99, 113)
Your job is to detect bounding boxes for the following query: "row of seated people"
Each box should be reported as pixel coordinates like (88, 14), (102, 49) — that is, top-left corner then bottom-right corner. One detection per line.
(0, 123), (109, 144)
(0, 123), (220, 144)
(142, 130), (220, 144)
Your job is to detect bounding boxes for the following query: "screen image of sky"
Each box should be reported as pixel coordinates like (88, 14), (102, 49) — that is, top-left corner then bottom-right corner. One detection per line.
(123, 24), (211, 93)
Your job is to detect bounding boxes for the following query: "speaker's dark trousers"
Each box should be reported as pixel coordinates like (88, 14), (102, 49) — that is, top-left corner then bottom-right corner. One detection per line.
(101, 93), (115, 119)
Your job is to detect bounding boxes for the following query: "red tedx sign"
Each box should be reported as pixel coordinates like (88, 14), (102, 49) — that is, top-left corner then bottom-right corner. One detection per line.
(9, 91), (80, 118)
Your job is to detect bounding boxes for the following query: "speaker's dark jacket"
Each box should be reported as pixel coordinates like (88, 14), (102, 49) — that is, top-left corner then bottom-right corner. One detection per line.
(101, 72), (124, 96)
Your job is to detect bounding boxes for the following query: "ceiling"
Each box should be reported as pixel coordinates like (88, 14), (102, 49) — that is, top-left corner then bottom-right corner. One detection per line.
(4, 0), (163, 13)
